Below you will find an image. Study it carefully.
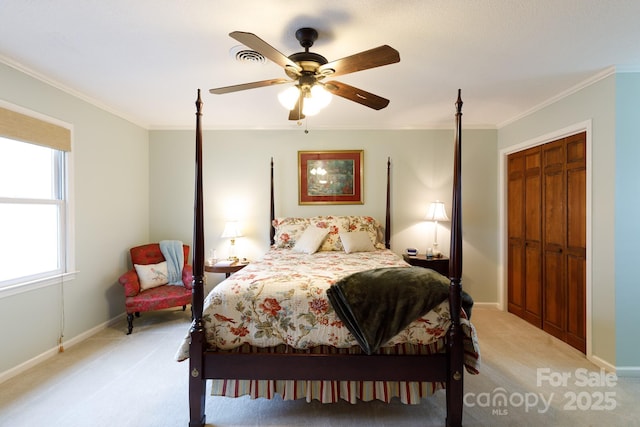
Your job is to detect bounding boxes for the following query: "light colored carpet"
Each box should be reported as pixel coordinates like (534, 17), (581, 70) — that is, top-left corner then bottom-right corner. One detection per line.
(0, 307), (638, 426)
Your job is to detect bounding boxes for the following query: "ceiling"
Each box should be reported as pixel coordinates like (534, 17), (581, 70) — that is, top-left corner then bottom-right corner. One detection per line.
(1, 0), (640, 130)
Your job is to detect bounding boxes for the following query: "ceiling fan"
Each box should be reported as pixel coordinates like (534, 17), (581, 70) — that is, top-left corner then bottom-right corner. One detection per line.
(209, 28), (401, 120)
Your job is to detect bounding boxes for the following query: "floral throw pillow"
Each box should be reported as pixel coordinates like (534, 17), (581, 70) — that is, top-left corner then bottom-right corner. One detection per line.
(310, 216), (350, 251)
(347, 216), (386, 249)
(272, 217), (310, 248)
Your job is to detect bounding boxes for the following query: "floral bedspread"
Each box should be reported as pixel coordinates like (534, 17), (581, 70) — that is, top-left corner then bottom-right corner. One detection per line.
(175, 248), (479, 363)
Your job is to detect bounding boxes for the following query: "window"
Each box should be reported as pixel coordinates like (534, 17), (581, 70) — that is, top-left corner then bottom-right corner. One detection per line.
(0, 105), (73, 293)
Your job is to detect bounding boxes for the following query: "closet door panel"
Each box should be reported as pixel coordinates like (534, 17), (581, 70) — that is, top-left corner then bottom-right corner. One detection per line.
(543, 250), (565, 339)
(508, 154), (526, 315)
(508, 241), (525, 314)
(565, 132), (586, 352)
(523, 149), (542, 325)
(524, 242), (542, 326)
(566, 254), (586, 352)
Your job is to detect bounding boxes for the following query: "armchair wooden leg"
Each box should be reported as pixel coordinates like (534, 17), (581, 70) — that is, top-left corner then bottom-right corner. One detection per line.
(127, 313), (134, 335)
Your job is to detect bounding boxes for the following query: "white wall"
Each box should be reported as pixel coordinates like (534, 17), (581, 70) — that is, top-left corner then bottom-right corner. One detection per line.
(149, 127), (499, 303)
(0, 62), (149, 376)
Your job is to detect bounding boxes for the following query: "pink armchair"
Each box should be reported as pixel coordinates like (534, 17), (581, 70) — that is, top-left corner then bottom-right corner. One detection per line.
(118, 243), (193, 334)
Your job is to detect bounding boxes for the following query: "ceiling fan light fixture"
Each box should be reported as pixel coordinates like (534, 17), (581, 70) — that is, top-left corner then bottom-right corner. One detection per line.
(310, 84), (332, 109)
(302, 85), (332, 116)
(278, 86), (300, 110)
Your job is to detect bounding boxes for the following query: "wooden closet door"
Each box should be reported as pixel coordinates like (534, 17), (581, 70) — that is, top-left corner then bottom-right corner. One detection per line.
(541, 134), (586, 353)
(507, 147), (542, 327)
(508, 132), (586, 354)
(542, 140), (566, 339)
(523, 149), (543, 326)
(507, 154), (526, 317)
(565, 133), (587, 352)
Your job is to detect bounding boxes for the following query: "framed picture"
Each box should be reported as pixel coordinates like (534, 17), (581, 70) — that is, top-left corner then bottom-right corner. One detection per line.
(298, 150), (363, 205)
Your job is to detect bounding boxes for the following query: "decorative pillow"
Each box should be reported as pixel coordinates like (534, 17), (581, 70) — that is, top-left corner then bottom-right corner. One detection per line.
(347, 216), (386, 249)
(272, 217), (310, 248)
(293, 226), (329, 254)
(340, 231), (376, 254)
(134, 261), (169, 291)
(310, 216), (350, 251)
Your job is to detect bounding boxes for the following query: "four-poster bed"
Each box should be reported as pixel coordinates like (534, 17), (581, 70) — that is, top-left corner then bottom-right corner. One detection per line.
(182, 89), (475, 427)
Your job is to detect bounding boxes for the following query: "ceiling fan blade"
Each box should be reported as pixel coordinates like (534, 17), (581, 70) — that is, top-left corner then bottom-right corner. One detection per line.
(288, 93), (305, 121)
(319, 45), (400, 78)
(324, 81), (390, 110)
(230, 31), (302, 74)
(209, 78), (290, 94)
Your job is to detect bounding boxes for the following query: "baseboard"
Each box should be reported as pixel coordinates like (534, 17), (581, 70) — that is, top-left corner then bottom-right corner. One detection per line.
(615, 366), (640, 377)
(472, 302), (500, 310)
(587, 354), (617, 373)
(0, 313), (125, 384)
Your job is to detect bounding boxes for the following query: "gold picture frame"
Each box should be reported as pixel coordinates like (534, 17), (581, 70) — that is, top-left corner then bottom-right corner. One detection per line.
(298, 150), (363, 205)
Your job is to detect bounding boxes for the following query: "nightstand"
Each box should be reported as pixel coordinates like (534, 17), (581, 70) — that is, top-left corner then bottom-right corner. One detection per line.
(204, 262), (247, 278)
(402, 254), (449, 276)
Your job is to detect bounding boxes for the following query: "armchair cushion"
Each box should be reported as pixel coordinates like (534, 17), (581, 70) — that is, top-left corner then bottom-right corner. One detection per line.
(125, 284), (192, 314)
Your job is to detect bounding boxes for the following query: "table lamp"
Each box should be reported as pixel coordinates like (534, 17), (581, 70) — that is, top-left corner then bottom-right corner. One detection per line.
(425, 201), (449, 257)
(221, 221), (242, 261)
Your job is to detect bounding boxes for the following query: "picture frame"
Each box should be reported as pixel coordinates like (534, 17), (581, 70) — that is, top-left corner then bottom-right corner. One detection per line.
(298, 150), (363, 205)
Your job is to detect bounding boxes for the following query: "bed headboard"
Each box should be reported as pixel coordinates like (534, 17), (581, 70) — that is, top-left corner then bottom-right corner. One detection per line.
(269, 157), (392, 249)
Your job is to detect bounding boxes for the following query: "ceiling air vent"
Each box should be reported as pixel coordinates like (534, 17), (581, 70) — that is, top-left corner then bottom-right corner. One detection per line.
(230, 45), (266, 64)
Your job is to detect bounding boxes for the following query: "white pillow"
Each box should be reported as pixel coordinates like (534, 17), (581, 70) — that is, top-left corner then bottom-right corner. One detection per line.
(340, 231), (376, 254)
(293, 226), (329, 254)
(134, 261), (169, 291)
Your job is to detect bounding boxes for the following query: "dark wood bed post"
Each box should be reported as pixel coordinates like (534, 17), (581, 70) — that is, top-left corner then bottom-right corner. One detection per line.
(188, 90), (207, 427)
(446, 89), (464, 427)
(270, 157), (275, 246)
(385, 157), (391, 249)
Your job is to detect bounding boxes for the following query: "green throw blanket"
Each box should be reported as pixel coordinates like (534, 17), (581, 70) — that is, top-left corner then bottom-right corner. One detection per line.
(326, 266), (473, 355)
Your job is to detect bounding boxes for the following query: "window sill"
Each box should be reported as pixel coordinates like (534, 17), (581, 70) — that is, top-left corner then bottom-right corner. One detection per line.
(0, 271), (77, 299)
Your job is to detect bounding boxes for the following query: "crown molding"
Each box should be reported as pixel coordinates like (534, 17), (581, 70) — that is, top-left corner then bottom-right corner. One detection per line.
(0, 55), (148, 129)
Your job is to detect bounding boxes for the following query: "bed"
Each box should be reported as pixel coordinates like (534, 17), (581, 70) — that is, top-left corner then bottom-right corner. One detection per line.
(183, 89), (475, 426)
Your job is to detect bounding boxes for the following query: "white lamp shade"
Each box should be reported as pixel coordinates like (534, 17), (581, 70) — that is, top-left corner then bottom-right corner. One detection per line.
(425, 201), (449, 222)
(278, 84), (332, 116)
(278, 86), (300, 110)
(303, 85), (332, 116)
(221, 221), (243, 238)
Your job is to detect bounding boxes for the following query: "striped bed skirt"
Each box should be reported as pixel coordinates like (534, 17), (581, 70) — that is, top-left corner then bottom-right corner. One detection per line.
(209, 338), (479, 404)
